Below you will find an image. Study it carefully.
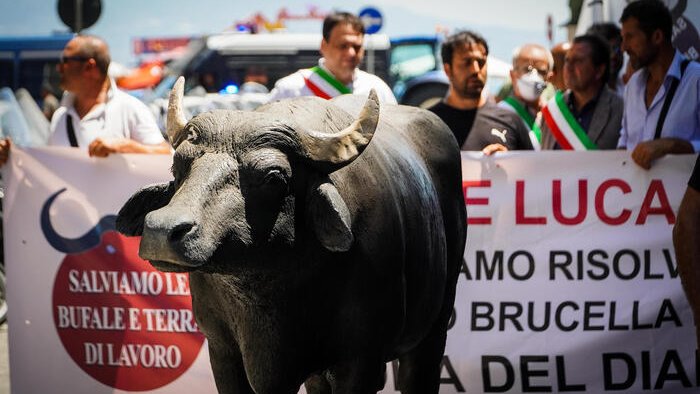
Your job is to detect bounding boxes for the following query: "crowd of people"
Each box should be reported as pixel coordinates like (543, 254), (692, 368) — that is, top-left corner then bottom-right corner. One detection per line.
(1, 1), (697, 168)
(428, 0), (699, 348)
(0, 0), (697, 348)
(431, 0), (698, 169)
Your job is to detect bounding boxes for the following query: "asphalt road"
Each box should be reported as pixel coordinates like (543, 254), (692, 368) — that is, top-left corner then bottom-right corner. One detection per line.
(0, 323), (9, 393)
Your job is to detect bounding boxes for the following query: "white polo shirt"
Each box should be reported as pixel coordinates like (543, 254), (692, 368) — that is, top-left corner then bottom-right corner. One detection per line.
(49, 81), (165, 148)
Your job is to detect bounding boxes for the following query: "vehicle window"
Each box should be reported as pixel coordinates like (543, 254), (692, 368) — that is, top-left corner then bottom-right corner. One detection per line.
(390, 43), (437, 83)
(150, 36), (390, 100)
(0, 61), (15, 91)
(0, 59), (61, 104)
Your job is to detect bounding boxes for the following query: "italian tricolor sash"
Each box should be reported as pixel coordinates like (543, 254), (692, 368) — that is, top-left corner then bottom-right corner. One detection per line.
(502, 97), (542, 150)
(302, 66), (351, 100)
(541, 91), (598, 150)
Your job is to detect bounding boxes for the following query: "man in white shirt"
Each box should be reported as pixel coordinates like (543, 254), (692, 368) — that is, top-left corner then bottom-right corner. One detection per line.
(0, 35), (169, 165)
(618, 0), (699, 169)
(268, 12), (396, 104)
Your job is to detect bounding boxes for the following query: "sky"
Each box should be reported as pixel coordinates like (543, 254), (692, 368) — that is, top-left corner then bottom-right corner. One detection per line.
(0, 0), (571, 67)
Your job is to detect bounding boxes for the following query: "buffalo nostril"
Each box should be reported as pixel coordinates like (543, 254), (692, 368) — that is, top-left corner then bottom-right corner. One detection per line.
(168, 221), (196, 244)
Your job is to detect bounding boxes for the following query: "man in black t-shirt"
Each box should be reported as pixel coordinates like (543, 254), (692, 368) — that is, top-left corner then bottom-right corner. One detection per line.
(674, 155), (700, 348)
(429, 30), (533, 153)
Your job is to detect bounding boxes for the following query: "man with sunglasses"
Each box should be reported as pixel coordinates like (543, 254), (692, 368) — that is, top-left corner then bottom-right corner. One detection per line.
(0, 35), (169, 165)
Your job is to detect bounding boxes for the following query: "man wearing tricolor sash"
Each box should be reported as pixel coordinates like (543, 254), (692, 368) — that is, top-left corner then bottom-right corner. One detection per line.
(269, 12), (396, 104)
(540, 34), (623, 150)
(498, 44), (553, 151)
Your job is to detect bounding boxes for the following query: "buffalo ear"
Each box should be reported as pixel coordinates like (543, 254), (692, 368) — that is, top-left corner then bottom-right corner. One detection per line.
(117, 182), (175, 236)
(307, 181), (353, 252)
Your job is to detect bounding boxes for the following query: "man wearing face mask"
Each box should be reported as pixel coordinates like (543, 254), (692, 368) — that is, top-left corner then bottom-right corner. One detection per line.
(498, 44), (553, 150)
(428, 30), (533, 154)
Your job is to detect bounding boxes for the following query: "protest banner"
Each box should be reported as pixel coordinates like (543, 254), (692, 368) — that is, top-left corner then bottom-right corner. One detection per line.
(384, 151), (697, 393)
(4, 147), (216, 393)
(4, 148), (697, 393)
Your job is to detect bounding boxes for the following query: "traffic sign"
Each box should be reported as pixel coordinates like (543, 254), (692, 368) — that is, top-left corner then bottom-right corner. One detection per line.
(58, 0), (102, 33)
(359, 7), (383, 35)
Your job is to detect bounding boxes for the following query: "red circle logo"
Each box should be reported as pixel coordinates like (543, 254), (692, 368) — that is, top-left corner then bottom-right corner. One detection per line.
(52, 231), (205, 391)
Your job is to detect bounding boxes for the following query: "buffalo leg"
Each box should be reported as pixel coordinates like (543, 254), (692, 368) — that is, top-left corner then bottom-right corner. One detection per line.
(397, 297), (456, 393)
(304, 373), (332, 394)
(396, 325), (448, 394)
(398, 207), (464, 394)
(328, 358), (386, 394)
(208, 343), (255, 394)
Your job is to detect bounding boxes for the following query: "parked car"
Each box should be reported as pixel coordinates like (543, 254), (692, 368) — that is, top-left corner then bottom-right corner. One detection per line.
(141, 32), (391, 131)
(142, 31), (510, 126)
(144, 32), (391, 101)
(389, 36), (448, 108)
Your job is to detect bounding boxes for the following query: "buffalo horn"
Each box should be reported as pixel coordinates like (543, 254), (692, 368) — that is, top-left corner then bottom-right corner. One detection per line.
(297, 89), (380, 167)
(167, 76), (188, 148)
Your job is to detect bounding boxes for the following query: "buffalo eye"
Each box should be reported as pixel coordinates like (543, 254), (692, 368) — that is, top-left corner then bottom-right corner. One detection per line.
(246, 168), (288, 202)
(264, 169), (286, 186)
(240, 149), (291, 196)
(261, 168), (289, 195)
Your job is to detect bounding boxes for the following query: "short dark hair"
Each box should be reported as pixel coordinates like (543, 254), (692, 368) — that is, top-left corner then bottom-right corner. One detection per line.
(573, 34), (611, 85)
(586, 22), (621, 42)
(620, 0), (673, 43)
(322, 12), (364, 41)
(441, 30), (489, 65)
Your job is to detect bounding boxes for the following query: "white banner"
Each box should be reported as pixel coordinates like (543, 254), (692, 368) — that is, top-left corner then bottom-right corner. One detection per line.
(4, 149), (698, 393)
(4, 147), (217, 393)
(420, 151), (698, 394)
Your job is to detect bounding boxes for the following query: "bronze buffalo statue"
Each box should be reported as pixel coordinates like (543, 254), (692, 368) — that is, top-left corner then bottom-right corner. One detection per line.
(116, 77), (467, 393)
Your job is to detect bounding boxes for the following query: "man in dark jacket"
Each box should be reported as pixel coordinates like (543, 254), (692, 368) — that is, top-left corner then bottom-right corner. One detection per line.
(540, 34), (623, 150)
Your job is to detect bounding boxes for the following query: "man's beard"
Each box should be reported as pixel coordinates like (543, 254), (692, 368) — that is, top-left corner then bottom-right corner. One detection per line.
(456, 81), (483, 99)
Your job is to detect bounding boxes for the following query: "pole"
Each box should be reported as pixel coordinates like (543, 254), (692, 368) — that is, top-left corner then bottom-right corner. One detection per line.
(75, 0), (83, 33)
(367, 35), (375, 75)
(589, 0), (603, 26)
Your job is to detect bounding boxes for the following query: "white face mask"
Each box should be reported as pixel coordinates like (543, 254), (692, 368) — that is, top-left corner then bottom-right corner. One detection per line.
(516, 69), (546, 102)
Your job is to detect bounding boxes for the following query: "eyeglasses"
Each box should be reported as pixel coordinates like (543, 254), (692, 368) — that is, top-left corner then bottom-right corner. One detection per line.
(59, 54), (91, 64)
(515, 64), (549, 78)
